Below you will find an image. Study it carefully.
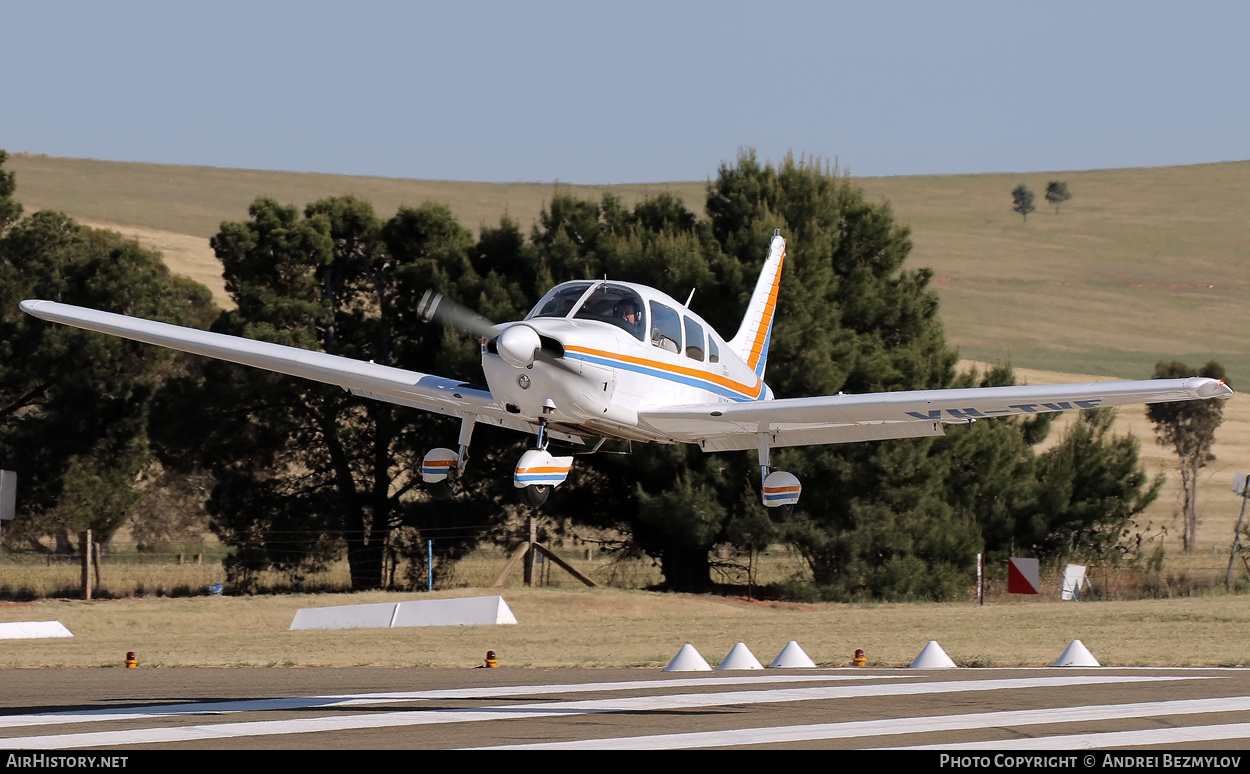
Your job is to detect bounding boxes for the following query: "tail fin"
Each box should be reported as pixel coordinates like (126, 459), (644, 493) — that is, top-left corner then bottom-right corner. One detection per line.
(729, 229), (786, 380)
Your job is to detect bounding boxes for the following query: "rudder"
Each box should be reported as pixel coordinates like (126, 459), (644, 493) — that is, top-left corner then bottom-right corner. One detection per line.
(728, 229), (786, 379)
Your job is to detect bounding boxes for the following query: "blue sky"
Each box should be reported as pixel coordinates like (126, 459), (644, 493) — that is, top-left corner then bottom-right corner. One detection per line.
(3, 1), (1246, 183)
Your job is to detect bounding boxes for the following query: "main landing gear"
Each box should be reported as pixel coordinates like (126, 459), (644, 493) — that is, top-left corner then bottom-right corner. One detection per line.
(423, 416), (575, 508)
(758, 433), (802, 523)
(421, 414), (476, 500)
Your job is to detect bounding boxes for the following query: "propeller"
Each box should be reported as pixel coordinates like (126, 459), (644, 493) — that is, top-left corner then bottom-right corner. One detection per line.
(418, 290), (575, 373)
(417, 289), (497, 339)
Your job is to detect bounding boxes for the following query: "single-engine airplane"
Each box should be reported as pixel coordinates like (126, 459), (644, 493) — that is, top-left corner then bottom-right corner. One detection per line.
(20, 230), (1233, 520)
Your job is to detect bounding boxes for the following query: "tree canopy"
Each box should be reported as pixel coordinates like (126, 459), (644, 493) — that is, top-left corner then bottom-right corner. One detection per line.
(0, 151), (215, 552)
(1045, 181), (1072, 214)
(1012, 184), (1036, 222)
(1148, 360), (1227, 551)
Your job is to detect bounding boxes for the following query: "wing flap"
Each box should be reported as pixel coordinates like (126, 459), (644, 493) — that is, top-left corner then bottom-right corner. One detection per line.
(642, 377), (1232, 449)
(697, 420), (946, 452)
(21, 300), (498, 416)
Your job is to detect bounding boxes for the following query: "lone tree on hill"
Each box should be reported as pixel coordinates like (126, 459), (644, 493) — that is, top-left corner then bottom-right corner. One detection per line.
(1012, 184), (1035, 222)
(1045, 181), (1072, 214)
(1147, 360), (1227, 552)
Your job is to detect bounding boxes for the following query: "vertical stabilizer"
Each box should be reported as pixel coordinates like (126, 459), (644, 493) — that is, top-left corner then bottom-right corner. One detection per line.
(729, 230), (786, 379)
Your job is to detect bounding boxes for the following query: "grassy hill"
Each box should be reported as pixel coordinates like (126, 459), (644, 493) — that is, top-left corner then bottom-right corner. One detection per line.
(6, 152), (1249, 560)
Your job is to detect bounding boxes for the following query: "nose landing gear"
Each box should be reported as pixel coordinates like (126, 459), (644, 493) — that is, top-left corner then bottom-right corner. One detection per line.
(513, 420), (573, 508)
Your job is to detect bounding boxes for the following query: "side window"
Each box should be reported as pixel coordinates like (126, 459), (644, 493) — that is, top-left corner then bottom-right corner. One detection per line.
(649, 301), (681, 354)
(708, 337), (719, 364)
(683, 316), (704, 361)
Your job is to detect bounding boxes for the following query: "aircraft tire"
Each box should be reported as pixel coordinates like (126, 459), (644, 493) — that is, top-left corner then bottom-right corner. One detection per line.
(520, 484), (550, 508)
(767, 503), (794, 524)
(428, 480), (454, 500)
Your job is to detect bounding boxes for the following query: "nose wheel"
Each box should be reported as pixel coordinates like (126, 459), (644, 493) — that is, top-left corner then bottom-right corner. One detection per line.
(514, 421), (572, 508)
(520, 484), (551, 508)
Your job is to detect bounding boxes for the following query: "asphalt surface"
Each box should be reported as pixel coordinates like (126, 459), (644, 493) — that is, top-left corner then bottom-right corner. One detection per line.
(2, 667), (1250, 752)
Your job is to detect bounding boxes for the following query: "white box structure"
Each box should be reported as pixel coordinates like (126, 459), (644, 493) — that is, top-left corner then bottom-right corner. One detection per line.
(290, 595), (517, 630)
(0, 621), (73, 639)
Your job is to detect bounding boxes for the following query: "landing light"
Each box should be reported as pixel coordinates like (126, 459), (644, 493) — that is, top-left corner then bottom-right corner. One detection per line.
(517, 374), (531, 390)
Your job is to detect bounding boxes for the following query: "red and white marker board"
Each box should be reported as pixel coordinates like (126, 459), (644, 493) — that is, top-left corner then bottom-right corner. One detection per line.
(1007, 557), (1040, 594)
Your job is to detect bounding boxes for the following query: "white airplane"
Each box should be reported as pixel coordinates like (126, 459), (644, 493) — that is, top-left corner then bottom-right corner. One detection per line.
(20, 230), (1233, 520)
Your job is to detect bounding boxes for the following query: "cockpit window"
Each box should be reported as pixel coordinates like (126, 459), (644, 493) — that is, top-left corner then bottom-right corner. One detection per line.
(528, 282), (593, 319)
(573, 284), (646, 341)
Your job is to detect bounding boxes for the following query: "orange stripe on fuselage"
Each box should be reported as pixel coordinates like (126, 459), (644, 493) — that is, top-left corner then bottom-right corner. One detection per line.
(747, 247), (784, 372)
(563, 344), (764, 399)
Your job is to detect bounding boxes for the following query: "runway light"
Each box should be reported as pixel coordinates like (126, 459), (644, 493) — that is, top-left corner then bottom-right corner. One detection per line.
(125, 652), (137, 668)
(853, 649), (866, 667)
(485, 650), (498, 668)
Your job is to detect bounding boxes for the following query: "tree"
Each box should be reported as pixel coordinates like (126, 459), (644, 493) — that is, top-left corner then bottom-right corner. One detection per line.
(0, 150), (21, 230)
(150, 196), (525, 591)
(1045, 181), (1072, 214)
(1033, 408), (1162, 562)
(1147, 360), (1227, 552)
(1012, 184), (1036, 222)
(0, 151), (214, 552)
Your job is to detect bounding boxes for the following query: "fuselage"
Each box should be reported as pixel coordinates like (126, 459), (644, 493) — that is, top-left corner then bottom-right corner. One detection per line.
(480, 280), (773, 443)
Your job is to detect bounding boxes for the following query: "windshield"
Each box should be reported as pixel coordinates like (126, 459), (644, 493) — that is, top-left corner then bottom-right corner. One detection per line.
(527, 282), (594, 319)
(573, 284), (646, 340)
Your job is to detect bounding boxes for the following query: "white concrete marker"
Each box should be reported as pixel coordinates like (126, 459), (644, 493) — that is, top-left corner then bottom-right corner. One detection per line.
(663, 644), (712, 672)
(716, 642), (764, 670)
(290, 595), (517, 630)
(768, 640), (817, 668)
(909, 640), (957, 668)
(0, 621), (72, 639)
(1052, 639), (1100, 667)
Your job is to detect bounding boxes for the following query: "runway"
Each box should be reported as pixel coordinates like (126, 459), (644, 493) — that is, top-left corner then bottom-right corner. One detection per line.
(1, 667), (1249, 751)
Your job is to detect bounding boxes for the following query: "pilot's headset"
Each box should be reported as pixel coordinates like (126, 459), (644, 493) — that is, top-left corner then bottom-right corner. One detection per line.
(613, 299), (638, 319)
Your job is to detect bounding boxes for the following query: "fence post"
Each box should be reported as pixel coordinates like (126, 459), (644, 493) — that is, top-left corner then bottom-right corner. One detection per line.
(80, 529), (93, 601)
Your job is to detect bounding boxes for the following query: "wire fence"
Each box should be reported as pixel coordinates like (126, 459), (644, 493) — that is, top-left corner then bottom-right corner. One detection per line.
(1, 536), (1246, 601)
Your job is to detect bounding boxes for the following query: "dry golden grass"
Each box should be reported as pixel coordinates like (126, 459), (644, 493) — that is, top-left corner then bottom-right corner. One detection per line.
(77, 220), (230, 308)
(11, 154), (1246, 384)
(2, 587), (1247, 669)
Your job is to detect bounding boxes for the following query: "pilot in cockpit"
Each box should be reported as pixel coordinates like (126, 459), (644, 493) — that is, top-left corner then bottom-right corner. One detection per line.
(613, 299), (642, 336)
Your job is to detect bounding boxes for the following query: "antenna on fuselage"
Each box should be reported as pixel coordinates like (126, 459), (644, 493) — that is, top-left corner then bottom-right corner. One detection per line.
(684, 288), (696, 308)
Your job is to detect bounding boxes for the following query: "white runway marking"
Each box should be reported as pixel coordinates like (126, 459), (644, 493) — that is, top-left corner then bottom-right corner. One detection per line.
(470, 696), (1250, 749)
(0, 675), (1208, 749)
(0, 674), (888, 729)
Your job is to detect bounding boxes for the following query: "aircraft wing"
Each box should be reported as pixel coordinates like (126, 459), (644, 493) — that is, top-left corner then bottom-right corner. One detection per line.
(19, 299), (500, 422)
(639, 378), (1233, 452)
